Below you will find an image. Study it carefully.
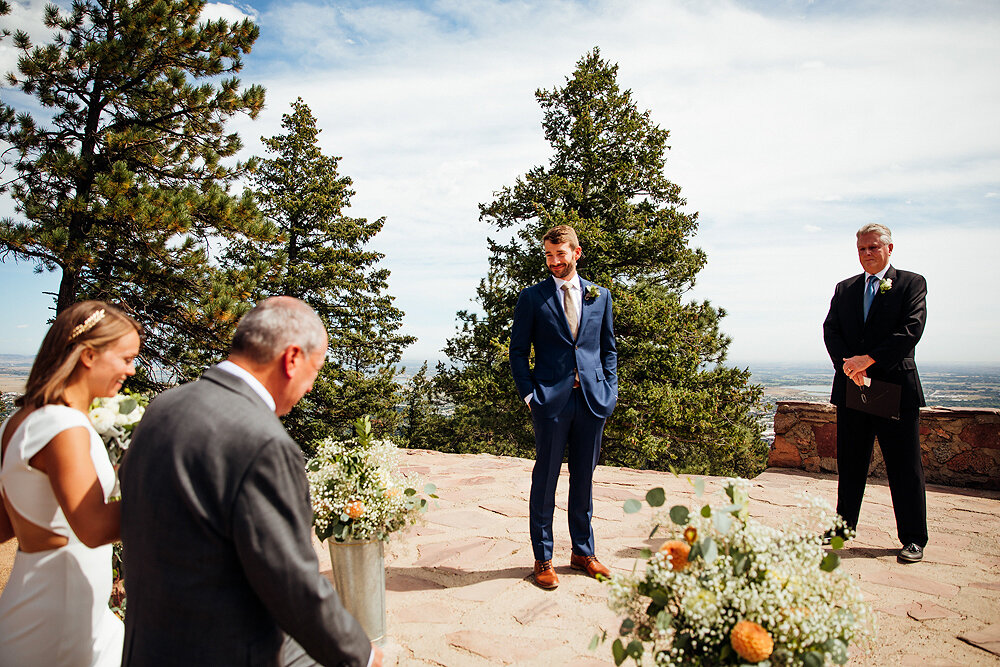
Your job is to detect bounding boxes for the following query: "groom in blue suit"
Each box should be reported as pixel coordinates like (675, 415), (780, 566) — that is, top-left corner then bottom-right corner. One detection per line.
(510, 225), (618, 589)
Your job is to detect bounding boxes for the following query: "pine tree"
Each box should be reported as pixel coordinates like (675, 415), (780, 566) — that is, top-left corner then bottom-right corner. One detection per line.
(436, 48), (767, 476)
(237, 98), (414, 449)
(0, 0), (268, 385)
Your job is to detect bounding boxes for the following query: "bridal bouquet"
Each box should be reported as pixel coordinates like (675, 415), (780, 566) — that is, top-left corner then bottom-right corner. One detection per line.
(600, 479), (873, 666)
(307, 416), (435, 543)
(89, 390), (148, 465)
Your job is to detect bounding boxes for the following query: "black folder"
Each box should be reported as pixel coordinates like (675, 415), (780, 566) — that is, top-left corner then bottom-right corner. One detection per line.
(846, 378), (901, 420)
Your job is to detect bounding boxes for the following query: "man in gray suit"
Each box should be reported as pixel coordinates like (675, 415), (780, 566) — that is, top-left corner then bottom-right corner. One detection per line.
(120, 297), (381, 666)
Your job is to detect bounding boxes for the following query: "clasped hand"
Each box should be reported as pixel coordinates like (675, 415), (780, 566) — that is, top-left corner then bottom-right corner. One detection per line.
(842, 355), (874, 387)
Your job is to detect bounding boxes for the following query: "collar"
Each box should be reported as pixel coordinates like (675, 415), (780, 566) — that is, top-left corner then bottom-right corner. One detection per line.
(216, 360), (276, 412)
(553, 274), (581, 292)
(866, 265), (890, 282)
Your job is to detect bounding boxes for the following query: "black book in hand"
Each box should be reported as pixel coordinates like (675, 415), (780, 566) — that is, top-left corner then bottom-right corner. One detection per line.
(846, 378), (901, 420)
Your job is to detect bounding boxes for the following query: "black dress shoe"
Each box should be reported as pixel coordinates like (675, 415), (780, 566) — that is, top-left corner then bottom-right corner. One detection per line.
(898, 543), (923, 563)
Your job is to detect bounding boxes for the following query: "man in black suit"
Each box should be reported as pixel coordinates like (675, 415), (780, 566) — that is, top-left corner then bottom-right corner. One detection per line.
(823, 223), (928, 563)
(121, 297), (380, 666)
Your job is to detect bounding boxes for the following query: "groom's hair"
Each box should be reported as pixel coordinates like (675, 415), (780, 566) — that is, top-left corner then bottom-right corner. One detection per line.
(230, 296), (326, 364)
(543, 225), (579, 248)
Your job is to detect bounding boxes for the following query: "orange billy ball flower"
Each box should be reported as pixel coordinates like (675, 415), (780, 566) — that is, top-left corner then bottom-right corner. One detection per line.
(345, 500), (365, 519)
(683, 526), (698, 544)
(658, 540), (691, 571)
(730, 620), (774, 663)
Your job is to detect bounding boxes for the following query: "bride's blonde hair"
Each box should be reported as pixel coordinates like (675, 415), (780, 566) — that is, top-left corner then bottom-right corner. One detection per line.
(17, 301), (143, 409)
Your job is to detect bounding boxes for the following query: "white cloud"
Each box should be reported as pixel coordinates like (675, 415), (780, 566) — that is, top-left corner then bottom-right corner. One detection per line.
(200, 3), (256, 23)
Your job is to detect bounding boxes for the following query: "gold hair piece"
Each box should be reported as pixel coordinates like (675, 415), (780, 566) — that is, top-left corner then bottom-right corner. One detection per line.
(69, 309), (106, 341)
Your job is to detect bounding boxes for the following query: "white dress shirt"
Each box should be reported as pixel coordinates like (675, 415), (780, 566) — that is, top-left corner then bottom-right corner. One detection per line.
(553, 274), (582, 326)
(216, 360), (276, 413)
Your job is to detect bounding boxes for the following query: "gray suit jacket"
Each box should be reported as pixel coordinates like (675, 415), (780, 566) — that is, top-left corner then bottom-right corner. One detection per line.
(120, 366), (371, 666)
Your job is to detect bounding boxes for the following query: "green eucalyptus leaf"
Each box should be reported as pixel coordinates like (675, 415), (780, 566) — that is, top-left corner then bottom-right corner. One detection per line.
(639, 548), (653, 559)
(669, 505), (689, 525)
(820, 552), (841, 572)
(725, 483), (736, 502)
(824, 638), (849, 665)
(612, 638), (626, 665)
(733, 552), (749, 575)
(424, 483), (437, 495)
(404, 487), (417, 496)
(693, 478), (705, 497)
(626, 639), (643, 659)
(700, 504), (712, 518)
(624, 499), (642, 514)
(650, 588), (669, 607)
(802, 650), (825, 667)
(831, 536), (845, 550)
(619, 618), (635, 635)
(119, 397), (138, 414)
(645, 487), (666, 507)
(588, 634), (601, 651)
(712, 511), (732, 534)
(701, 537), (718, 564)
(654, 609), (673, 632)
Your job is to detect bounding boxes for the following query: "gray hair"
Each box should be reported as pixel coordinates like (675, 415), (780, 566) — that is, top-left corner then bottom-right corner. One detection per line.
(230, 297), (327, 364)
(856, 223), (892, 246)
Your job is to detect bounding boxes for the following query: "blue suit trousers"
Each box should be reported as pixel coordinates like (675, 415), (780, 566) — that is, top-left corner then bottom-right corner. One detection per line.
(529, 387), (605, 562)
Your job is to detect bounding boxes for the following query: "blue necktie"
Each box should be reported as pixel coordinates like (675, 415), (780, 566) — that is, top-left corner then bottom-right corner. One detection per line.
(863, 275), (878, 321)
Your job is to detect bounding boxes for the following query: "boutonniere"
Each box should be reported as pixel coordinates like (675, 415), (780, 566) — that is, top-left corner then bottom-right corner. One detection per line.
(585, 285), (601, 301)
(879, 278), (892, 294)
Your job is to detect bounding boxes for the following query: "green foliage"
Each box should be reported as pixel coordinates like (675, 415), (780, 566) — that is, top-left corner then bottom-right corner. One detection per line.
(233, 98), (414, 448)
(0, 0), (268, 388)
(433, 48), (767, 475)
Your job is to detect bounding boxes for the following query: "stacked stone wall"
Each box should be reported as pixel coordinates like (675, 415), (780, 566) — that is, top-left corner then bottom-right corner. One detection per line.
(769, 401), (1000, 490)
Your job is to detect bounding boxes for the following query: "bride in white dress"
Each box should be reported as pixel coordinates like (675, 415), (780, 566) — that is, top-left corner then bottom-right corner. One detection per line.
(0, 301), (142, 666)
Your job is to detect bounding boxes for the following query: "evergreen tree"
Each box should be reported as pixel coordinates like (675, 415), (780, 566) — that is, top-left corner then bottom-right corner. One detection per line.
(237, 98), (414, 449)
(0, 0), (268, 386)
(436, 48), (767, 476)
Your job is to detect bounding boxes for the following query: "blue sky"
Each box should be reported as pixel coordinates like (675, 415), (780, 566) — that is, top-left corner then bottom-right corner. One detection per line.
(1, 0), (998, 365)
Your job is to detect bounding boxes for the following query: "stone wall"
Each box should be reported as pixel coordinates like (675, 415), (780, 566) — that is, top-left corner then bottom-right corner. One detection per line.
(769, 401), (1000, 490)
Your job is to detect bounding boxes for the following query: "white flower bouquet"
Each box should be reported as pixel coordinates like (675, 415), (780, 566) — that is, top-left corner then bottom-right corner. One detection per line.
(89, 390), (148, 466)
(307, 416), (435, 543)
(600, 479), (874, 666)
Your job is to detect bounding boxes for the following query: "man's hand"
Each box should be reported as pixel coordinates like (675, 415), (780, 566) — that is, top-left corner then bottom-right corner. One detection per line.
(371, 644), (383, 667)
(842, 355), (874, 386)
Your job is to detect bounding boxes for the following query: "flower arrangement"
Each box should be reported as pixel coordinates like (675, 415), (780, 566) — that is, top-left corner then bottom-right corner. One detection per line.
(89, 390), (148, 466)
(879, 278), (892, 294)
(597, 479), (873, 666)
(307, 416), (435, 543)
(586, 284), (601, 300)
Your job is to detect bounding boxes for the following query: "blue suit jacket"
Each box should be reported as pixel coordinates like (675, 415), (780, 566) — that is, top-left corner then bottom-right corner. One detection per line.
(510, 276), (618, 419)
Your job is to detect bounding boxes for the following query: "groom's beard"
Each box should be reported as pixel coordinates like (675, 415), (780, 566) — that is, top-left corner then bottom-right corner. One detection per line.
(548, 260), (576, 279)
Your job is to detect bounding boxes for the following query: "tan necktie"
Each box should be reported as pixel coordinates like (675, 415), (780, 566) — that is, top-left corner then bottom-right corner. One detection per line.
(562, 284), (578, 338)
(562, 284), (580, 386)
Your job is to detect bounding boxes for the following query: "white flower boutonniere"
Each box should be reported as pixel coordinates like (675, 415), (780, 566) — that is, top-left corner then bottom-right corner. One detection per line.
(879, 278), (892, 294)
(585, 285), (601, 301)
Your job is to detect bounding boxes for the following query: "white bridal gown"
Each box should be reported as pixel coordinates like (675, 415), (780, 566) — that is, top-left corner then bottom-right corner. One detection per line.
(0, 404), (124, 666)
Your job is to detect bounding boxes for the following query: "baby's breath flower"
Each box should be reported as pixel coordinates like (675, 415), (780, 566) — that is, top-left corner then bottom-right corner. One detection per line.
(604, 479), (875, 666)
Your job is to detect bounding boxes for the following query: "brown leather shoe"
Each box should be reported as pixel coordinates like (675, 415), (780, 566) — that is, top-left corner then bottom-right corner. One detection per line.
(570, 553), (611, 579)
(533, 559), (559, 589)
